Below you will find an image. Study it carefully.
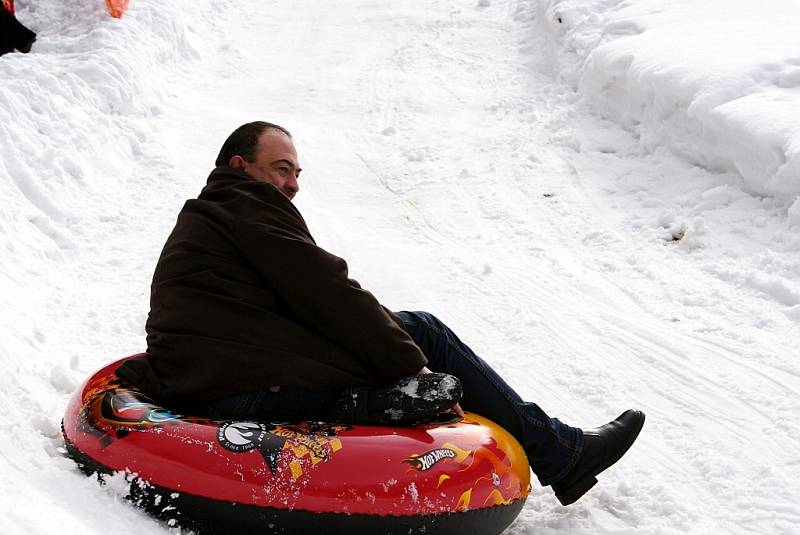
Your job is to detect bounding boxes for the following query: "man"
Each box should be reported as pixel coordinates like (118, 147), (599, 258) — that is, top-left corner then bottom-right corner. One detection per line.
(117, 121), (645, 506)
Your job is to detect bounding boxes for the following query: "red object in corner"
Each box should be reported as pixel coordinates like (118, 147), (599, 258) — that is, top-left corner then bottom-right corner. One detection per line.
(2, 0), (14, 15)
(105, 0), (129, 18)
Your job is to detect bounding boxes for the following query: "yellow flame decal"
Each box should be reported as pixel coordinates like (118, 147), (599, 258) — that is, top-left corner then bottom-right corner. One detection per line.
(458, 446), (508, 477)
(484, 488), (514, 507)
(441, 442), (472, 463)
(289, 459), (303, 480)
(456, 488), (473, 511)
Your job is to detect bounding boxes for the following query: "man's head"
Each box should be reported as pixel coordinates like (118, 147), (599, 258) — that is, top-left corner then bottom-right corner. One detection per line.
(215, 121), (301, 200)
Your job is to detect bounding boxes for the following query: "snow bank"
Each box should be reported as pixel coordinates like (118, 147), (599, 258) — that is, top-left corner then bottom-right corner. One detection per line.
(535, 0), (800, 214)
(1, 0), (222, 532)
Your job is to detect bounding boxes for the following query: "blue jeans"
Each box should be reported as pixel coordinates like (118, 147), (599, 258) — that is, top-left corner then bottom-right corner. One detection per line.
(199, 311), (583, 485)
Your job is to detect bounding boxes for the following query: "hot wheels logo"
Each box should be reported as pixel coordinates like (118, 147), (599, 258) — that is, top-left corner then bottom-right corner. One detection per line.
(405, 448), (457, 471)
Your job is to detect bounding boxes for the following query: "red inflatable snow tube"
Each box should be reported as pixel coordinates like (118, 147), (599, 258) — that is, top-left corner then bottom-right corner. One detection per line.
(63, 356), (531, 535)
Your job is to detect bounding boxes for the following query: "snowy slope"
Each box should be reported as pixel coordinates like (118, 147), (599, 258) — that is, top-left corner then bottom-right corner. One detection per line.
(1, 0), (799, 534)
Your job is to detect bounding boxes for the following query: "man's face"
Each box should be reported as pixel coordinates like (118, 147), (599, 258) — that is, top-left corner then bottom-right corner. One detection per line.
(233, 130), (302, 200)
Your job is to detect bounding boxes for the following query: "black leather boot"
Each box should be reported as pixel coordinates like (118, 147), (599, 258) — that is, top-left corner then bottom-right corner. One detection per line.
(552, 409), (645, 506)
(329, 373), (462, 425)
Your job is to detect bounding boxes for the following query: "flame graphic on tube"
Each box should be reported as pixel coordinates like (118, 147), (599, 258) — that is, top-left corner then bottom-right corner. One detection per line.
(438, 437), (526, 511)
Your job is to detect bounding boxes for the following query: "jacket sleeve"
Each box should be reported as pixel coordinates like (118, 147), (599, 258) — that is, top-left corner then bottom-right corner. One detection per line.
(232, 185), (427, 381)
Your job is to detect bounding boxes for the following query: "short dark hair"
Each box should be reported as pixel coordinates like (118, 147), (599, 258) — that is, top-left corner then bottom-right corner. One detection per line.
(215, 121), (292, 167)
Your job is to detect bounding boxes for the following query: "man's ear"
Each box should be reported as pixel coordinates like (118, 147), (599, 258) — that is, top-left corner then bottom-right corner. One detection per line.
(229, 155), (246, 169)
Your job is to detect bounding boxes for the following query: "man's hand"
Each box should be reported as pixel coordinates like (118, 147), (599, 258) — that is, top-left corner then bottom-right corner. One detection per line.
(418, 366), (464, 417)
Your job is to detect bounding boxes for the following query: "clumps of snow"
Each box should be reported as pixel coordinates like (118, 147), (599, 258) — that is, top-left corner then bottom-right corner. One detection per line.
(435, 374), (460, 398)
(406, 482), (419, 503)
(385, 408), (405, 421)
(30, 413), (59, 438)
(98, 470), (135, 501)
(405, 374), (460, 402)
(381, 478), (398, 492)
(399, 378), (420, 398)
(745, 272), (800, 308)
(673, 217), (705, 252)
(49, 364), (78, 394)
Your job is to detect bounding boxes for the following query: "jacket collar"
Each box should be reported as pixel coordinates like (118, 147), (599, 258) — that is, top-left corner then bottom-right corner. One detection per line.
(206, 166), (255, 185)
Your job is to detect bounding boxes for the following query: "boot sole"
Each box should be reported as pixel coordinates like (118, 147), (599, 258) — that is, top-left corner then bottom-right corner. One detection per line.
(556, 410), (645, 506)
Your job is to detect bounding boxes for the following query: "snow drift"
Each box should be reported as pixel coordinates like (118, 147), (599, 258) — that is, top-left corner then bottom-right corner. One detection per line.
(535, 0), (800, 219)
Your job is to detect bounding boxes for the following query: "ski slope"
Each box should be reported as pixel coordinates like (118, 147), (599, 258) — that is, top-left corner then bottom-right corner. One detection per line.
(1, 0), (798, 533)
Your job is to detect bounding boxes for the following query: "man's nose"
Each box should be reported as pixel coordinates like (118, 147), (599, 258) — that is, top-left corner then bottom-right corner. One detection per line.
(285, 179), (299, 196)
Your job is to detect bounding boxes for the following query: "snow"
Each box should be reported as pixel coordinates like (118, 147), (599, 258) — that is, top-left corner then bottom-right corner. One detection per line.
(539, 0), (800, 207)
(1, 0), (799, 534)
(398, 378), (420, 399)
(398, 373), (460, 400)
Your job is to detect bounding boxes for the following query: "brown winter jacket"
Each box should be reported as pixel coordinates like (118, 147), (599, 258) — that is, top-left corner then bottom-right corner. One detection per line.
(116, 167), (427, 404)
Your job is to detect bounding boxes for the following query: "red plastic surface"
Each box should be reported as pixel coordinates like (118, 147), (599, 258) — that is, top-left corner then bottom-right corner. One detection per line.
(63, 356), (531, 516)
(104, 0), (128, 18)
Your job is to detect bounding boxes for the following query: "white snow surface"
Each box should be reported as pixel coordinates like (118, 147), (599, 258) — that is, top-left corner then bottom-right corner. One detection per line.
(1, 0), (799, 534)
(539, 0), (800, 210)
